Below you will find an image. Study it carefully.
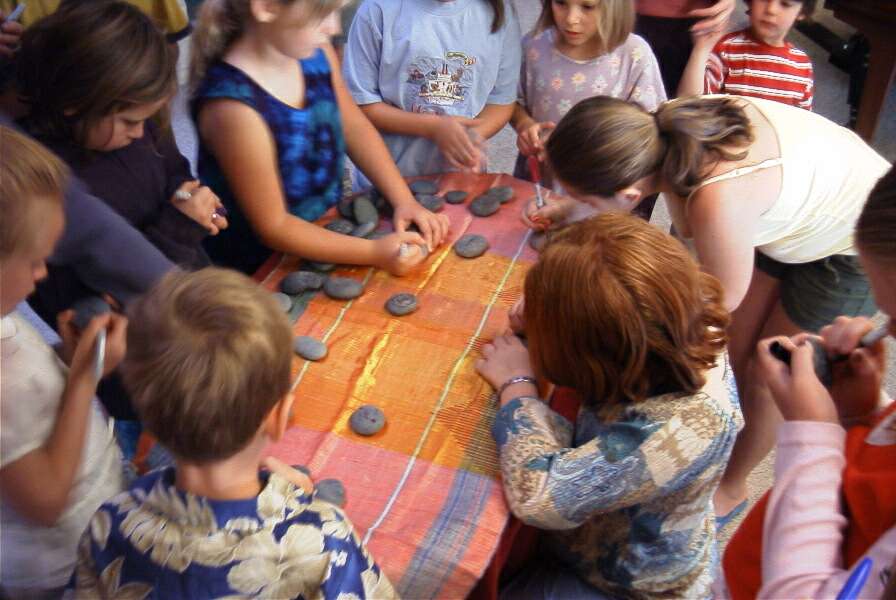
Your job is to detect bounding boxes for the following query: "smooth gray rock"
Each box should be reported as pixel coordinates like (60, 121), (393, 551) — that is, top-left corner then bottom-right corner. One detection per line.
(306, 261), (336, 273)
(324, 218), (355, 235)
(324, 277), (364, 300)
(529, 231), (547, 251)
(353, 196), (379, 225)
(294, 336), (328, 361)
(72, 296), (112, 330)
(416, 194), (444, 213)
(469, 194), (500, 217)
(489, 185), (515, 204)
(349, 405), (386, 436)
(409, 179), (438, 195)
(338, 197), (355, 219)
(280, 271), (325, 294)
(351, 221), (377, 238)
(272, 292), (293, 312)
(367, 230), (389, 240)
(314, 478), (346, 507)
(444, 190), (468, 204)
(385, 292), (419, 316)
(453, 234), (490, 258)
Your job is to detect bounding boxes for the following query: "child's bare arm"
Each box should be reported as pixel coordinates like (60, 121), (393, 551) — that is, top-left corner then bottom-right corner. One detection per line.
(0, 314), (126, 526)
(678, 32), (724, 97)
(471, 103), (515, 140)
(323, 45), (449, 248)
(197, 99), (427, 274)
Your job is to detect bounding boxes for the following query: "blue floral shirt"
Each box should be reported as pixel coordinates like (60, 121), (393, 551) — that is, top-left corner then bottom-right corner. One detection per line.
(492, 358), (742, 599)
(69, 468), (395, 599)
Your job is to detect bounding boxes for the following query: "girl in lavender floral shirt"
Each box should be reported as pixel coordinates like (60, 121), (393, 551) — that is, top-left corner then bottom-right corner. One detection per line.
(512, 0), (666, 196)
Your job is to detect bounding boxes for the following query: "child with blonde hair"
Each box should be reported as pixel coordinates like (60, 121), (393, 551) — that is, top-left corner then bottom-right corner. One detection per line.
(342, 0), (521, 183)
(0, 126), (127, 597)
(191, 0), (448, 275)
(512, 0), (665, 195)
(72, 268), (395, 598)
(477, 213), (740, 598)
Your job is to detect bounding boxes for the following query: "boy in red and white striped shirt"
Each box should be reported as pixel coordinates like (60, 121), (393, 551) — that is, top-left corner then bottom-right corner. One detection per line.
(678, 0), (815, 110)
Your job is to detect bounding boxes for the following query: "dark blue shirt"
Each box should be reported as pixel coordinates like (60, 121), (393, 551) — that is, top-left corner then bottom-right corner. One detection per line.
(193, 49), (345, 273)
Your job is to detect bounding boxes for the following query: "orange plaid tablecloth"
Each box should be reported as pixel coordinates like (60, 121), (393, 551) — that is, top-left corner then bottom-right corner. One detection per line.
(255, 172), (541, 598)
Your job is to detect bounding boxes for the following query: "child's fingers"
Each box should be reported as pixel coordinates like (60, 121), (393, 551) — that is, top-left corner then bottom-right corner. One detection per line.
(395, 230), (426, 247)
(263, 456), (314, 494)
(755, 337), (793, 387)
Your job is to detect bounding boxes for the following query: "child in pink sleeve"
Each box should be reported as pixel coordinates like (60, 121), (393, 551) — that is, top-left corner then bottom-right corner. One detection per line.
(717, 165), (896, 599)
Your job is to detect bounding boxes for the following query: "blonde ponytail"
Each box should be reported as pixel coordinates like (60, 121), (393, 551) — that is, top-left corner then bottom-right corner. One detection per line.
(546, 95), (754, 200)
(654, 96), (753, 198)
(189, 0), (250, 91)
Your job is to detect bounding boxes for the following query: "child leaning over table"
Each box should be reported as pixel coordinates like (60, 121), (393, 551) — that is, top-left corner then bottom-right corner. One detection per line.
(476, 213), (742, 599)
(0, 126), (127, 598)
(70, 268), (395, 599)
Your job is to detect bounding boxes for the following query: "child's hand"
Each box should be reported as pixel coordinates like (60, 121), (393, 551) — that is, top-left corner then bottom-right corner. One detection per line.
(392, 201), (451, 251)
(59, 311), (128, 386)
(521, 192), (575, 231)
(373, 231), (428, 276)
(429, 115), (484, 170)
(756, 335), (839, 423)
(476, 333), (536, 405)
(0, 13), (24, 60)
(688, 0), (735, 36)
(509, 297), (526, 334)
(516, 121), (555, 161)
(172, 180), (229, 235)
(262, 456), (314, 495)
(819, 316), (886, 422)
(690, 26), (727, 51)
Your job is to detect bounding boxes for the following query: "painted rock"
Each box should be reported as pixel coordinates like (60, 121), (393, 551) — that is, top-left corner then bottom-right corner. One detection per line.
(324, 277), (364, 300)
(324, 218), (355, 235)
(72, 296), (111, 330)
(306, 261), (336, 273)
(280, 271), (325, 294)
(489, 185), (515, 204)
(416, 193), (444, 213)
(314, 478), (346, 507)
(409, 179), (438, 195)
(351, 221), (377, 238)
(385, 292), (419, 316)
(353, 196), (379, 225)
(444, 190), (468, 204)
(349, 405), (386, 436)
(453, 234), (490, 258)
(469, 194), (500, 217)
(293, 336), (327, 361)
(272, 292), (293, 312)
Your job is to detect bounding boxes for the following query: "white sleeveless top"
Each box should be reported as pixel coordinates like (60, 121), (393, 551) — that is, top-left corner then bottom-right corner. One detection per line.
(690, 96), (890, 264)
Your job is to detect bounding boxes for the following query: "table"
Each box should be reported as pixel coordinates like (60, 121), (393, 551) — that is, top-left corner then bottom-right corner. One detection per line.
(256, 173), (541, 599)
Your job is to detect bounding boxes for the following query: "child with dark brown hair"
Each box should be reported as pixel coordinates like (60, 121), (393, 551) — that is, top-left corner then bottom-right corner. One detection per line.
(17, 1), (227, 273)
(476, 213), (741, 598)
(72, 268), (395, 598)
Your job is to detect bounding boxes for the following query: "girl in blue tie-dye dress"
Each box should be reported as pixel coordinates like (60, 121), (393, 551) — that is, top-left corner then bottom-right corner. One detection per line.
(190, 0), (449, 275)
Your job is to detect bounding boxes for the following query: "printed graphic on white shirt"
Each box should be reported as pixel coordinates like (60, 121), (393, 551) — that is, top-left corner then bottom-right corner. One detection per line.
(407, 52), (476, 114)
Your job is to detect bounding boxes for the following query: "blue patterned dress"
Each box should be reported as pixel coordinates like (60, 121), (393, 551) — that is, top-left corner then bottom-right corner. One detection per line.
(492, 358), (742, 599)
(193, 49), (345, 273)
(69, 469), (396, 599)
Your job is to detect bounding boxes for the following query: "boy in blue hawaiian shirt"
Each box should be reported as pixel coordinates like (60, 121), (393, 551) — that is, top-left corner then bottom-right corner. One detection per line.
(69, 268), (395, 599)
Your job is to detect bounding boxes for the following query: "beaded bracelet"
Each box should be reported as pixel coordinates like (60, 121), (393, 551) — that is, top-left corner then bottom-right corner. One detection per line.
(496, 375), (537, 402)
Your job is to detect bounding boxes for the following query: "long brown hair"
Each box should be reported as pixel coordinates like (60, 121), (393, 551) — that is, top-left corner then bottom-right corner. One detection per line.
(16, 1), (176, 147)
(524, 213), (730, 407)
(190, 0), (347, 90)
(856, 165), (896, 266)
(546, 95), (754, 199)
(536, 0), (634, 54)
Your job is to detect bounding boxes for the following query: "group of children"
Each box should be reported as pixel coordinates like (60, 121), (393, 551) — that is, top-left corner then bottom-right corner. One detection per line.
(1, 0), (894, 597)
